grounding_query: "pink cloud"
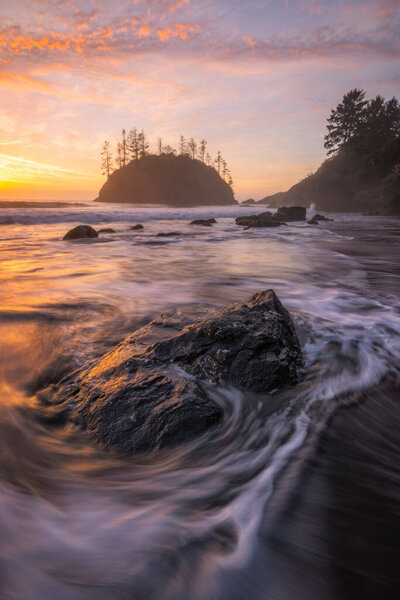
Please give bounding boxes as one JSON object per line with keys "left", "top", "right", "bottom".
{"left": 243, "top": 35, "right": 257, "bottom": 48}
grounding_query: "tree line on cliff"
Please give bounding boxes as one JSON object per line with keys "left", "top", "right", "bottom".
{"left": 324, "top": 88, "right": 400, "bottom": 158}
{"left": 263, "top": 88, "right": 400, "bottom": 214}
{"left": 101, "top": 130, "right": 233, "bottom": 188}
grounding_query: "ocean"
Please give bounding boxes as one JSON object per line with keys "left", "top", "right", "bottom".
{"left": 0, "top": 201, "right": 399, "bottom": 599}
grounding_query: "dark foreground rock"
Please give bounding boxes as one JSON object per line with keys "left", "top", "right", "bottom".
{"left": 275, "top": 206, "right": 306, "bottom": 221}
{"left": 49, "top": 290, "right": 301, "bottom": 454}
{"left": 98, "top": 228, "right": 116, "bottom": 233}
{"left": 129, "top": 224, "right": 144, "bottom": 230}
{"left": 63, "top": 225, "right": 98, "bottom": 240}
{"left": 235, "top": 212, "right": 285, "bottom": 228}
{"left": 190, "top": 218, "right": 217, "bottom": 226}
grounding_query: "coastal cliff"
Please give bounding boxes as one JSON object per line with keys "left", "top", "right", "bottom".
{"left": 260, "top": 141, "right": 400, "bottom": 215}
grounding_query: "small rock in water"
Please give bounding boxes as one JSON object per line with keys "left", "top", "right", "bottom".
{"left": 275, "top": 206, "right": 306, "bottom": 221}
{"left": 235, "top": 213, "right": 285, "bottom": 228}
{"left": 241, "top": 198, "right": 257, "bottom": 205}
{"left": 313, "top": 213, "right": 333, "bottom": 221}
{"left": 129, "top": 224, "right": 144, "bottom": 230}
{"left": 190, "top": 218, "right": 217, "bottom": 226}
{"left": 50, "top": 290, "right": 302, "bottom": 454}
{"left": 63, "top": 225, "right": 98, "bottom": 240}
{"left": 98, "top": 228, "right": 116, "bottom": 233}
{"left": 157, "top": 232, "right": 182, "bottom": 237}
{"left": 307, "top": 219, "right": 319, "bottom": 225}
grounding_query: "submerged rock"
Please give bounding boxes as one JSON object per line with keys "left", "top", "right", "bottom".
{"left": 157, "top": 231, "right": 183, "bottom": 237}
{"left": 307, "top": 213, "right": 333, "bottom": 225}
{"left": 190, "top": 218, "right": 217, "bottom": 226}
{"left": 63, "top": 225, "right": 98, "bottom": 240}
{"left": 129, "top": 224, "right": 144, "bottom": 230}
{"left": 98, "top": 228, "right": 116, "bottom": 233}
{"left": 50, "top": 290, "right": 302, "bottom": 454}
{"left": 235, "top": 213, "right": 285, "bottom": 227}
{"left": 313, "top": 213, "right": 333, "bottom": 221}
{"left": 275, "top": 206, "right": 306, "bottom": 221}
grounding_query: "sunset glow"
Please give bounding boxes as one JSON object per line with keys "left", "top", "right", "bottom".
{"left": 0, "top": 0, "right": 399, "bottom": 200}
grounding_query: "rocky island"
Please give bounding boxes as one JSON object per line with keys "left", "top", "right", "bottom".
{"left": 95, "top": 153, "right": 236, "bottom": 207}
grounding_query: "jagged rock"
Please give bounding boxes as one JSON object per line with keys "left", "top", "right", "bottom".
{"left": 129, "top": 224, "right": 144, "bottom": 230}
{"left": 50, "top": 290, "right": 302, "bottom": 454}
{"left": 275, "top": 206, "right": 306, "bottom": 221}
{"left": 190, "top": 218, "right": 217, "bottom": 226}
{"left": 236, "top": 212, "right": 285, "bottom": 227}
{"left": 98, "top": 228, "right": 116, "bottom": 233}
{"left": 63, "top": 225, "right": 98, "bottom": 240}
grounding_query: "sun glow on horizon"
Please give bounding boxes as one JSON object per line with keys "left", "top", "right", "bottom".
{"left": 0, "top": 152, "right": 99, "bottom": 198}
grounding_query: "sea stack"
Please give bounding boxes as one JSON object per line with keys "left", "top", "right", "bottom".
{"left": 95, "top": 154, "right": 236, "bottom": 207}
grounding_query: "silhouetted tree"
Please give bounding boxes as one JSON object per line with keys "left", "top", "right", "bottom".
{"left": 163, "top": 144, "right": 176, "bottom": 154}
{"left": 325, "top": 89, "right": 400, "bottom": 157}
{"left": 116, "top": 142, "right": 123, "bottom": 169}
{"left": 188, "top": 138, "right": 197, "bottom": 159}
{"left": 179, "top": 135, "right": 186, "bottom": 155}
{"left": 214, "top": 151, "right": 222, "bottom": 175}
{"left": 101, "top": 140, "right": 113, "bottom": 179}
{"left": 324, "top": 89, "right": 368, "bottom": 155}
{"left": 121, "top": 129, "right": 127, "bottom": 166}
{"left": 199, "top": 139, "right": 207, "bottom": 162}
{"left": 138, "top": 130, "right": 149, "bottom": 158}
{"left": 361, "top": 95, "right": 400, "bottom": 153}
{"left": 105, "top": 129, "right": 234, "bottom": 187}
{"left": 221, "top": 159, "right": 233, "bottom": 188}
{"left": 222, "top": 160, "right": 228, "bottom": 181}
{"left": 128, "top": 127, "right": 139, "bottom": 161}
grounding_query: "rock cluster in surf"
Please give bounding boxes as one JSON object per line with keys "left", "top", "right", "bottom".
{"left": 235, "top": 206, "right": 306, "bottom": 228}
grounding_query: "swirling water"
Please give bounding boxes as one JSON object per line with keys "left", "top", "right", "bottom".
{"left": 0, "top": 202, "right": 399, "bottom": 599}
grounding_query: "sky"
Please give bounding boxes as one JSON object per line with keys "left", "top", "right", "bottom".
{"left": 0, "top": 0, "right": 399, "bottom": 201}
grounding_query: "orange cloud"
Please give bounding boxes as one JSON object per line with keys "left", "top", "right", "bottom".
{"left": 243, "top": 35, "right": 257, "bottom": 48}
{"left": 0, "top": 25, "right": 117, "bottom": 56}
{"left": 168, "top": 0, "right": 190, "bottom": 14}
{"left": 139, "top": 25, "right": 151, "bottom": 37}
{"left": 157, "top": 23, "right": 196, "bottom": 41}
